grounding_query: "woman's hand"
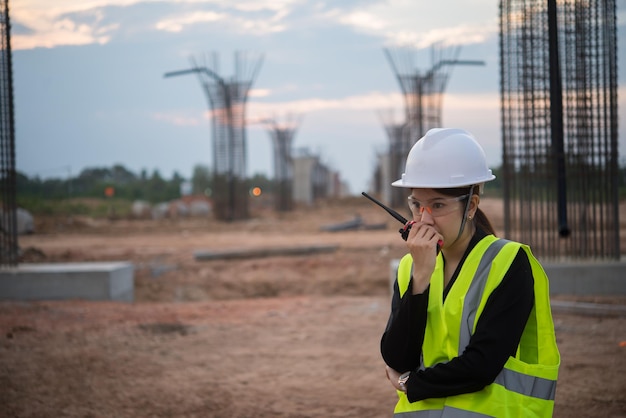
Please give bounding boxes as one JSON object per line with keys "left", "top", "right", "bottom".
{"left": 385, "top": 365, "right": 407, "bottom": 392}
{"left": 405, "top": 221, "right": 442, "bottom": 294}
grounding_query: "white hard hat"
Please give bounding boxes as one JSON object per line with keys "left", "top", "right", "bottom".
{"left": 391, "top": 128, "right": 496, "bottom": 189}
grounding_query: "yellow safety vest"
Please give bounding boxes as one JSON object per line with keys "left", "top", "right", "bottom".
{"left": 393, "top": 235, "right": 560, "bottom": 417}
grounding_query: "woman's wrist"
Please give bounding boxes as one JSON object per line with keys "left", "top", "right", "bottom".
{"left": 398, "top": 371, "right": 411, "bottom": 392}
{"left": 410, "top": 274, "right": 430, "bottom": 294}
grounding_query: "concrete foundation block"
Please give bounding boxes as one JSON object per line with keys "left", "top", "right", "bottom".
{"left": 0, "top": 262, "right": 135, "bottom": 302}
{"left": 543, "top": 261, "right": 626, "bottom": 295}
{"left": 389, "top": 259, "right": 626, "bottom": 296}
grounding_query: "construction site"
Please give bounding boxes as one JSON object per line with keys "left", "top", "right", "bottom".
{"left": 2, "top": 199, "right": 625, "bottom": 417}
{"left": 1, "top": 0, "right": 625, "bottom": 416}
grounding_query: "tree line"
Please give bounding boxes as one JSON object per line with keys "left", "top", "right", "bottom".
{"left": 17, "top": 164, "right": 274, "bottom": 205}
{"left": 14, "top": 162, "right": 626, "bottom": 212}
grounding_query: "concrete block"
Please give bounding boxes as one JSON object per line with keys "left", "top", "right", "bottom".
{"left": 195, "top": 244, "right": 339, "bottom": 261}
{"left": 543, "top": 261, "right": 626, "bottom": 295}
{"left": 0, "top": 262, "right": 134, "bottom": 302}
{"left": 389, "top": 259, "right": 626, "bottom": 296}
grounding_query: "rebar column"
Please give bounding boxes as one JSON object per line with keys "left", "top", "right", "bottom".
{"left": 379, "top": 109, "right": 410, "bottom": 209}
{"left": 165, "top": 51, "right": 263, "bottom": 221}
{"left": 499, "top": 0, "right": 619, "bottom": 259}
{"left": 384, "top": 44, "right": 484, "bottom": 209}
{"left": 0, "top": 0, "right": 17, "bottom": 267}
{"left": 265, "top": 117, "right": 300, "bottom": 212}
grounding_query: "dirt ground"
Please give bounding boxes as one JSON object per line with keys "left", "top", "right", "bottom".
{"left": 1, "top": 197, "right": 625, "bottom": 417}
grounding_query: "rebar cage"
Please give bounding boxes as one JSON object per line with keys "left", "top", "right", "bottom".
{"left": 499, "top": 0, "right": 619, "bottom": 259}
{"left": 193, "top": 52, "right": 263, "bottom": 221}
{"left": 384, "top": 45, "right": 485, "bottom": 210}
{"left": 266, "top": 119, "right": 298, "bottom": 212}
{"left": 0, "top": 0, "right": 17, "bottom": 267}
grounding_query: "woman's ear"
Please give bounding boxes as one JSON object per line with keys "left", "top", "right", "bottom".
{"left": 470, "top": 194, "right": 480, "bottom": 217}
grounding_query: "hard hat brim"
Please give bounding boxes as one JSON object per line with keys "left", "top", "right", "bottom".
{"left": 391, "top": 174, "right": 496, "bottom": 189}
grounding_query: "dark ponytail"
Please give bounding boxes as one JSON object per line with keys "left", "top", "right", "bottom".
{"left": 474, "top": 207, "right": 495, "bottom": 236}
{"left": 469, "top": 185, "right": 495, "bottom": 235}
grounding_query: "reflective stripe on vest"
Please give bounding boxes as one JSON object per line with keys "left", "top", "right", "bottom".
{"left": 394, "top": 407, "right": 489, "bottom": 417}
{"left": 393, "top": 236, "right": 560, "bottom": 418}
{"left": 459, "top": 238, "right": 508, "bottom": 351}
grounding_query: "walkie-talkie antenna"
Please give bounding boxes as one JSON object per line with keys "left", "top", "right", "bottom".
{"left": 361, "top": 192, "right": 408, "bottom": 224}
{"left": 362, "top": 191, "right": 441, "bottom": 250}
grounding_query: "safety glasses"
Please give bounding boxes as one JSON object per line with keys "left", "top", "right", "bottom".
{"left": 407, "top": 194, "right": 470, "bottom": 218}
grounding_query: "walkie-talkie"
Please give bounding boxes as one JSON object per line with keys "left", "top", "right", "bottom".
{"left": 361, "top": 192, "right": 442, "bottom": 252}
{"left": 361, "top": 192, "right": 414, "bottom": 241}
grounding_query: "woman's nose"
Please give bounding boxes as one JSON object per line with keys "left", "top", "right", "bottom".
{"left": 420, "top": 207, "right": 435, "bottom": 224}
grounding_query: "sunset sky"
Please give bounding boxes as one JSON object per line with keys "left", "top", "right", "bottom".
{"left": 12, "top": 0, "right": 626, "bottom": 194}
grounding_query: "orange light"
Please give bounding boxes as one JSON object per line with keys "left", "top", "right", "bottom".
{"left": 250, "top": 187, "right": 262, "bottom": 197}
{"left": 104, "top": 186, "right": 115, "bottom": 197}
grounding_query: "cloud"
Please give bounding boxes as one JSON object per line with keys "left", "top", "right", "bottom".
{"left": 152, "top": 111, "right": 204, "bottom": 126}
{"left": 249, "top": 91, "right": 403, "bottom": 118}
{"left": 254, "top": 90, "right": 498, "bottom": 117}
{"left": 155, "top": 11, "right": 226, "bottom": 33}
{"left": 323, "top": 0, "right": 499, "bottom": 48}
{"left": 11, "top": 4, "right": 120, "bottom": 49}
{"left": 153, "top": 90, "right": 402, "bottom": 128}
{"left": 11, "top": 0, "right": 622, "bottom": 53}
{"left": 444, "top": 91, "right": 499, "bottom": 111}
{"left": 154, "top": 3, "right": 292, "bottom": 35}
{"left": 155, "top": 87, "right": 500, "bottom": 129}
{"left": 11, "top": 0, "right": 501, "bottom": 50}
{"left": 337, "top": 10, "right": 385, "bottom": 32}
{"left": 386, "top": 23, "right": 497, "bottom": 49}
{"left": 12, "top": 0, "right": 299, "bottom": 49}
{"left": 249, "top": 88, "right": 271, "bottom": 98}
{"left": 227, "top": 0, "right": 298, "bottom": 13}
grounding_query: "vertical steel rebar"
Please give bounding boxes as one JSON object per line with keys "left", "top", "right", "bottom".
{"left": 165, "top": 52, "right": 263, "bottom": 221}
{"left": 265, "top": 117, "right": 300, "bottom": 212}
{"left": 500, "top": 0, "right": 619, "bottom": 260}
{"left": 0, "top": 0, "right": 17, "bottom": 267}
{"left": 383, "top": 45, "right": 484, "bottom": 209}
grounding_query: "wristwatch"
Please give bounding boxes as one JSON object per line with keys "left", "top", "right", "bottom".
{"left": 398, "top": 371, "right": 410, "bottom": 392}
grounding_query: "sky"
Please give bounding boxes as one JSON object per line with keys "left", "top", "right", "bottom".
{"left": 11, "top": 0, "right": 626, "bottom": 196}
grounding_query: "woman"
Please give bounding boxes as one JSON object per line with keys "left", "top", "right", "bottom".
{"left": 381, "top": 128, "right": 560, "bottom": 417}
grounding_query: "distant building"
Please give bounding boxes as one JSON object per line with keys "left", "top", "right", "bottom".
{"left": 179, "top": 181, "right": 193, "bottom": 196}
{"left": 292, "top": 148, "right": 346, "bottom": 205}
{"left": 376, "top": 152, "right": 395, "bottom": 207}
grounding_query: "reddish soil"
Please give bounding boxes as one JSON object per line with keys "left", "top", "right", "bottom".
{"left": 2, "top": 197, "right": 625, "bottom": 417}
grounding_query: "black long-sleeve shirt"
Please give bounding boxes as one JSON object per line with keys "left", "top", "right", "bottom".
{"left": 380, "top": 229, "right": 535, "bottom": 403}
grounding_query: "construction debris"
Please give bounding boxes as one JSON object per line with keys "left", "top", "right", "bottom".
{"left": 320, "top": 216, "right": 386, "bottom": 232}
{"left": 194, "top": 244, "right": 339, "bottom": 261}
